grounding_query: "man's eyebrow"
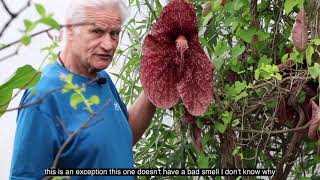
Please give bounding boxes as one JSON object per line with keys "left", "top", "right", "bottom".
{"left": 90, "top": 24, "right": 102, "bottom": 29}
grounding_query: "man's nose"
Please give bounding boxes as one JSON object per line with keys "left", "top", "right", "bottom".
{"left": 100, "top": 34, "right": 113, "bottom": 51}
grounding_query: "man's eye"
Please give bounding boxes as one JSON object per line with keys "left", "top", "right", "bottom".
{"left": 92, "top": 29, "right": 103, "bottom": 34}
{"left": 110, "top": 31, "right": 120, "bottom": 37}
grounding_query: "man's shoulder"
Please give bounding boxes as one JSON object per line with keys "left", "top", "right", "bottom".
{"left": 32, "top": 63, "right": 63, "bottom": 93}
{"left": 21, "top": 62, "right": 65, "bottom": 104}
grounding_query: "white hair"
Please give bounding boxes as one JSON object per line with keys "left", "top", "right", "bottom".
{"left": 65, "top": 0, "right": 129, "bottom": 25}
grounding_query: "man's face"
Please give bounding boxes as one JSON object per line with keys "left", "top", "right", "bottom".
{"left": 70, "top": 7, "right": 121, "bottom": 72}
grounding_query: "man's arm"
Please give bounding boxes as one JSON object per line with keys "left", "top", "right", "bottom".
{"left": 10, "top": 106, "right": 60, "bottom": 179}
{"left": 127, "top": 91, "right": 156, "bottom": 145}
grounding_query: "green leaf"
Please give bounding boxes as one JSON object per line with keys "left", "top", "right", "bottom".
{"left": 90, "top": 95, "right": 100, "bottom": 105}
{"left": 211, "top": 0, "right": 223, "bottom": 12}
{"left": 214, "top": 40, "right": 229, "bottom": 57}
{"left": 238, "top": 28, "right": 256, "bottom": 43}
{"left": 23, "top": 19, "right": 36, "bottom": 33}
{"left": 297, "top": 91, "right": 306, "bottom": 103}
{"left": 233, "top": 0, "right": 244, "bottom": 11}
{"left": 306, "top": 45, "right": 314, "bottom": 66}
{"left": 235, "top": 91, "right": 248, "bottom": 101}
{"left": 309, "top": 63, "right": 320, "bottom": 79}
{"left": 281, "top": 53, "right": 289, "bottom": 64}
{"left": 232, "top": 146, "right": 241, "bottom": 156}
{"left": 21, "top": 35, "right": 31, "bottom": 45}
{"left": 254, "top": 69, "right": 260, "bottom": 80}
{"left": 212, "top": 56, "right": 225, "bottom": 72}
{"left": 311, "top": 39, "right": 320, "bottom": 46}
{"left": 290, "top": 49, "right": 304, "bottom": 64}
{"left": 0, "top": 88, "right": 13, "bottom": 117}
{"left": 230, "top": 59, "right": 243, "bottom": 73}
{"left": 225, "top": 84, "right": 236, "bottom": 99}
{"left": 202, "top": 13, "right": 213, "bottom": 28}
{"left": 234, "top": 81, "right": 247, "bottom": 94}
{"left": 258, "top": 55, "right": 272, "bottom": 68}
{"left": 215, "top": 122, "right": 227, "bottom": 133}
{"left": 0, "top": 65, "right": 41, "bottom": 90}
{"left": 256, "top": 30, "right": 269, "bottom": 41}
{"left": 0, "top": 65, "right": 40, "bottom": 117}
{"left": 222, "top": 111, "right": 233, "bottom": 125}
{"left": 232, "top": 119, "right": 240, "bottom": 127}
{"left": 197, "top": 153, "right": 209, "bottom": 168}
{"left": 284, "top": 0, "right": 304, "bottom": 14}
{"left": 39, "top": 17, "right": 60, "bottom": 30}
{"left": 232, "top": 44, "right": 245, "bottom": 57}
{"left": 62, "top": 84, "right": 73, "bottom": 93}
{"left": 35, "top": 3, "right": 46, "bottom": 17}
{"left": 274, "top": 73, "right": 282, "bottom": 80}
{"left": 70, "top": 93, "right": 82, "bottom": 109}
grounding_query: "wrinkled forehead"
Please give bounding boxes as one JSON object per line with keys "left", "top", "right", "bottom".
{"left": 85, "top": 7, "right": 121, "bottom": 29}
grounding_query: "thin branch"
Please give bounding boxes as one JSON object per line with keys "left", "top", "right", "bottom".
{"left": 2, "top": 86, "right": 62, "bottom": 113}
{"left": 0, "top": 27, "right": 53, "bottom": 51}
{"left": 273, "top": 105, "right": 305, "bottom": 179}
{"left": 0, "top": 47, "right": 20, "bottom": 62}
{"left": 271, "top": 0, "right": 284, "bottom": 64}
{"left": 0, "top": 22, "right": 91, "bottom": 52}
{"left": 1, "top": 77, "right": 99, "bottom": 113}
{"left": 1, "top": 0, "right": 15, "bottom": 17}
{"left": 233, "top": 121, "right": 310, "bottom": 135}
{"left": 0, "top": 0, "right": 32, "bottom": 37}
{"left": 55, "top": 116, "right": 71, "bottom": 136}
{"left": 51, "top": 100, "right": 111, "bottom": 169}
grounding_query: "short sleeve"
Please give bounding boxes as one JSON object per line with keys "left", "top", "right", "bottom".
{"left": 10, "top": 103, "right": 61, "bottom": 180}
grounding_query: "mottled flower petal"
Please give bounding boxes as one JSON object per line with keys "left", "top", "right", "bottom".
{"left": 177, "top": 39, "right": 214, "bottom": 116}
{"left": 141, "top": 0, "right": 214, "bottom": 115}
{"left": 150, "top": 0, "right": 198, "bottom": 43}
{"left": 140, "top": 35, "right": 180, "bottom": 108}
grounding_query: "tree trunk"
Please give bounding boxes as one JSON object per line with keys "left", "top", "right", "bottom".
{"left": 307, "top": 0, "right": 320, "bottom": 39}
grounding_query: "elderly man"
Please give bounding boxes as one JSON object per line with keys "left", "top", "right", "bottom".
{"left": 10, "top": 0, "right": 155, "bottom": 179}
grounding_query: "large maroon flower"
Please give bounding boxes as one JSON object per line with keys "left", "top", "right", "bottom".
{"left": 140, "top": 0, "right": 214, "bottom": 116}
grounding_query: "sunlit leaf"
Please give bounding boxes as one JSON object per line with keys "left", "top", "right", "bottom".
{"left": 39, "top": 17, "right": 60, "bottom": 30}
{"left": 232, "top": 146, "right": 241, "bottom": 156}
{"left": 197, "top": 153, "right": 209, "bottom": 168}
{"left": 21, "top": 35, "right": 31, "bottom": 45}
{"left": 284, "top": 0, "right": 304, "bottom": 14}
{"left": 215, "top": 122, "right": 227, "bottom": 133}
{"left": 231, "top": 44, "right": 245, "bottom": 57}
{"left": 70, "top": 93, "right": 82, "bottom": 109}
{"left": 232, "top": 119, "right": 240, "bottom": 127}
{"left": 23, "top": 19, "right": 36, "bottom": 33}
{"left": 0, "top": 65, "right": 40, "bottom": 117}
{"left": 90, "top": 95, "right": 100, "bottom": 105}
{"left": 309, "top": 63, "right": 320, "bottom": 79}
{"left": 35, "top": 3, "right": 46, "bottom": 17}
{"left": 0, "top": 65, "right": 41, "bottom": 90}
{"left": 238, "top": 28, "right": 256, "bottom": 43}
{"left": 311, "top": 39, "right": 320, "bottom": 45}
{"left": 306, "top": 45, "right": 314, "bottom": 66}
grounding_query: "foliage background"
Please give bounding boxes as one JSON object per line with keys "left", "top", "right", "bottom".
{"left": 0, "top": 0, "right": 320, "bottom": 179}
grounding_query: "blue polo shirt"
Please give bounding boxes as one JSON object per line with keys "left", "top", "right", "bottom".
{"left": 10, "top": 62, "right": 134, "bottom": 179}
